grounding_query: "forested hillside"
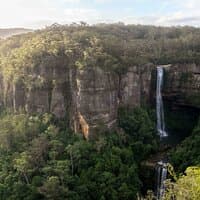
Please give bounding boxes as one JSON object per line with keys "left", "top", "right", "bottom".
{"left": 0, "top": 23, "right": 200, "bottom": 106}
{"left": 0, "top": 24, "right": 199, "bottom": 199}
{"left": 0, "top": 108, "right": 158, "bottom": 199}
{"left": 0, "top": 28, "right": 32, "bottom": 39}
{"left": 1, "top": 24, "right": 200, "bottom": 83}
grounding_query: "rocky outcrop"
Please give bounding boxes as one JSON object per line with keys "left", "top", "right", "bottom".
{"left": 163, "top": 64, "right": 200, "bottom": 109}
{"left": 0, "top": 63, "right": 199, "bottom": 138}
{"left": 74, "top": 67, "right": 119, "bottom": 136}
{"left": 120, "top": 65, "right": 152, "bottom": 106}
{"left": 72, "top": 64, "right": 153, "bottom": 138}
{"left": 0, "top": 63, "right": 153, "bottom": 138}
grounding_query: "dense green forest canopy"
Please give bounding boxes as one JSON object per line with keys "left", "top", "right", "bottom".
{"left": 0, "top": 107, "right": 199, "bottom": 199}
{"left": 0, "top": 108, "right": 158, "bottom": 200}
{"left": 0, "top": 23, "right": 200, "bottom": 83}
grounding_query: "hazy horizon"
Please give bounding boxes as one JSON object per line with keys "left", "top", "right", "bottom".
{"left": 0, "top": 0, "right": 200, "bottom": 29}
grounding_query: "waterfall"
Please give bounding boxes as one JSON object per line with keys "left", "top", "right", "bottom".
{"left": 156, "top": 66, "right": 168, "bottom": 138}
{"left": 156, "top": 161, "right": 168, "bottom": 200}
{"left": 155, "top": 66, "right": 168, "bottom": 199}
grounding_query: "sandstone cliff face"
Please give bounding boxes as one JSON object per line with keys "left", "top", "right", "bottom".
{"left": 71, "top": 64, "right": 153, "bottom": 138}
{"left": 75, "top": 67, "right": 118, "bottom": 138}
{"left": 0, "top": 63, "right": 153, "bottom": 138}
{"left": 163, "top": 64, "right": 200, "bottom": 109}
{"left": 0, "top": 63, "right": 199, "bottom": 138}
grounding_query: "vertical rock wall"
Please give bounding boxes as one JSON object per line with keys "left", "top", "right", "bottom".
{"left": 163, "top": 64, "right": 200, "bottom": 108}
{"left": 73, "top": 64, "right": 153, "bottom": 138}
{"left": 75, "top": 67, "right": 119, "bottom": 138}
{"left": 0, "top": 63, "right": 154, "bottom": 138}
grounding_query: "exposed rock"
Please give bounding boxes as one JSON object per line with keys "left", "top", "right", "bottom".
{"left": 51, "top": 85, "right": 66, "bottom": 118}
{"left": 120, "top": 64, "right": 153, "bottom": 107}
{"left": 13, "top": 81, "right": 26, "bottom": 111}
{"left": 26, "top": 87, "right": 49, "bottom": 113}
{"left": 75, "top": 67, "right": 119, "bottom": 136}
{"left": 0, "top": 63, "right": 199, "bottom": 138}
{"left": 78, "top": 112, "right": 89, "bottom": 139}
{"left": 163, "top": 64, "right": 200, "bottom": 109}
{"left": 120, "top": 66, "right": 141, "bottom": 106}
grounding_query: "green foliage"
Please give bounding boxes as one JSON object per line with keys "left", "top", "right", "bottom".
{"left": 164, "top": 166, "right": 200, "bottom": 200}
{"left": 1, "top": 24, "right": 200, "bottom": 89}
{"left": 164, "top": 103, "right": 199, "bottom": 137}
{"left": 0, "top": 109, "right": 158, "bottom": 199}
{"left": 185, "top": 94, "right": 200, "bottom": 107}
{"left": 143, "top": 166, "right": 200, "bottom": 200}
{"left": 118, "top": 107, "right": 159, "bottom": 161}
{"left": 170, "top": 117, "right": 200, "bottom": 172}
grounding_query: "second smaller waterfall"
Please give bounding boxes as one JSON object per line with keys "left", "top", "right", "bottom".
{"left": 156, "top": 66, "right": 168, "bottom": 138}
{"left": 156, "top": 161, "right": 168, "bottom": 200}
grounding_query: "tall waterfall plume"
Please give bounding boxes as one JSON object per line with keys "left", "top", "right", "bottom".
{"left": 156, "top": 66, "right": 168, "bottom": 138}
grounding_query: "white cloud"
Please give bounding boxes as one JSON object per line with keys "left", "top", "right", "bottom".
{"left": 94, "top": 0, "right": 113, "bottom": 3}
{"left": 0, "top": 0, "right": 101, "bottom": 28}
{"left": 0, "top": 0, "right": 200, "bottom": 28}
{"left": 181, "top": 0, "right": 200, "bottom": 9}
{"left": 63, "top": 0, "right": 80, "bottom": 3}
{"left": 0, "top": 0, "right": 58, "bottom": 28}
{"left": 123, "top": 12, "right": 200, "bottom": 27}
{"left": 157, "top": 0, "right": 200, "bottom": 27}
{"left": 64, "top": 8, "right": 100, "bottom": 22}
{"left": 26, "top": 8, "right": 100, "bottom": 29}
{"left": 121, "top": 0, "right": 200, "bottom": 27}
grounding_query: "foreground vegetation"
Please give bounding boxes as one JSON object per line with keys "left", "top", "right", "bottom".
{"left": 158, "top": 118, "right": 200, "bottom": 200}
{"left": 0, "top": 106, "right": 199, "bottom": 199}
{"left": 170, "top": 117, "right": 200, "bottom": 172}
{"left": 163, "top": 166, "right": 200, "bottom": 200}
{"left": 0, "top": 108, "right": 158, "bottom": 200}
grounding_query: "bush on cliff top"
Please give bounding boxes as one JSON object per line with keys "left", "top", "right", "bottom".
{"left": 1, "top": 24, "right": 200, "bottom": 86}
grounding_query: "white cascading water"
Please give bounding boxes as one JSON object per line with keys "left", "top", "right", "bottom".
{"left": 156, "top": 161, "right": 168, "bottom": 200}
{"left": 155, "top": 66, "right": 168, "bottom": 199}
{"left": 156, "top": 66, "right": 168, "bottom": 138}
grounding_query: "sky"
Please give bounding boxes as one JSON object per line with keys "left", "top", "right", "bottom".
{"left": 0, "top": 0, "right": 200, "bottom": 29}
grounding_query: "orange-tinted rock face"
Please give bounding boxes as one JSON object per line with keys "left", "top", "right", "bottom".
{"left": 78, "top": 113, "right": 89, "bottom": 140}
